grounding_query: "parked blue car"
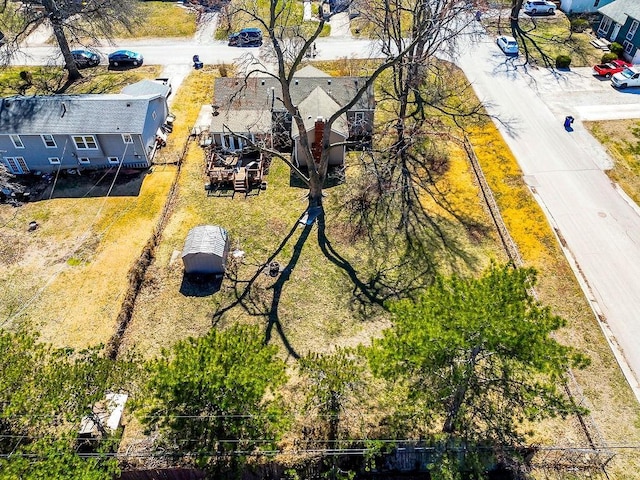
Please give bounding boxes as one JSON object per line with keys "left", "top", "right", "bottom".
{"left": 108, "top": 50, "right": 143, "bottom": 68}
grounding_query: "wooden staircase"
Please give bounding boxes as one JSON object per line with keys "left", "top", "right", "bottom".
{"left": 233, "top": 168, "right": 248, "bottom": 194}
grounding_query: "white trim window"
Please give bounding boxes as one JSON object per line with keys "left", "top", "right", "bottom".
{"left": 624, "top": 40, "right": 634, "bottom": 55}
{"left": 9, "top": 135, "right": 24, "bottom": 149}
{"left": 599, "top": 17, "right": 612, "bottom": 36}
{"left": 4, "top": 156, "right": 29, "bottom": 173}
{"left": 41, "top": 134, "right": 57, "bottom": 148}
{"left": 48, "top": 157, "right": 60, "bottom": 165}
{"left": 122, "top": 134, "right": 133, "bottom": 144}
{"left": 78, "top": 157, "right": 91, "bottom": 165}
{"left": 73, "top": 135, "right": 98, "bottom": 150}
{"left": 628, "top": 20, "right": 639, "bottom": 41}
{"left": 108, "top": 156, "right": 120, "bottom": 164}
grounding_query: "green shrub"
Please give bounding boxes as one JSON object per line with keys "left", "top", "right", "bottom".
{"left": 601, "top": 52, "right": 618, "bottom": 63}
{"left": 610, "top": 42, "right": 624, "bottom": 57}
{"left": 555, "top": 54, "right": 571, "bottom": 69}
{"left": 570, "top": 18, "right": 590, "bottom": 33}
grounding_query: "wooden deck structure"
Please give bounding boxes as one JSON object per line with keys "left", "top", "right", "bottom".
{"left": 205, "top": 149, "right": 267, "bottom": 195}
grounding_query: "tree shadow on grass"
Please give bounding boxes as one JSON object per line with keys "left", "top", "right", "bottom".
{"left": 211, "top": 214, "right": 311, "bottom": 359}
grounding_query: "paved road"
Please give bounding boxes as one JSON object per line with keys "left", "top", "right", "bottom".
{"left": 455, "top": 34, "right": 640, "bottom": 399}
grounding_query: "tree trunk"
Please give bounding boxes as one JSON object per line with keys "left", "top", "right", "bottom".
{"left": 442, "top": 345, "right": 481, "bottom": 434}
{"left": 308, "top": 174, "right": 324, "bottom": 208}
{"left": 42, "top": 0, "right": 82, "bottom": 82}
{"left": 53, "top": 23, "right": 82, "bottom": 81}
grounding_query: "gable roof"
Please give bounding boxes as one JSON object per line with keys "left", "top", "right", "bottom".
{"left": 291, "top": 86, "right": 348, "bottom": 138}
{"left": 599, "top": 0, "right": 640, "bottom": 24}
{"left": 213, "top": 73, "right": 374, "bottom": 112}
{"left": 121, "top": 79, "right": 170, "bottom": 98}
{"left": 182, "top": 225, "right": 229, "bottom": 258}
{"left": 0, "top": 94, "right": 162, "bottom": 135}
{"left": 210, "top": 107, "right": 273, "bottom": 134}
{"left": 294, "top": 65, "right": 331, "bottom": 78}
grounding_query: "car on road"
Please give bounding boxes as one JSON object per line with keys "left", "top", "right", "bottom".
{"left": 108, "top": 50, "right": 143, "bottom": 67}
{"left": 71, "top": 49, "right": 100, "bottom": 68}
{"left": 228, "top": 28, "right": 263, "bottom": 47}
{"left": 523, "top": 0, "right": 556, "bottom": 15}
{"left": 593, "top": 59, "right": 632, "bottom": 78}
{"left": 611, "top": 66, "right": 640, "bottom": 89}
{"left": 497, "top": 35, "right": 519, "bottom": 55}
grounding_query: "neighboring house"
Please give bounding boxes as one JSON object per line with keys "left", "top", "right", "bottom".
{"left": 0, "top": 80, "right": 170, "bottom": 175}
{"left": 560, "top": 0, "right": 614, "bottom": 14}
{"left": 210, "top": 65, "right": 375, "bottom": 167}
{"left": 597, "top": 0, "right": 640, "bottom": 64}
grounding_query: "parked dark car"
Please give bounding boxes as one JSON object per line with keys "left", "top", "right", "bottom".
{"left": 108, "top": 50, "right": 143, "bottom": 67}
{"left": 71, "top": 49, "right": 100, "bottom": 68}
{"left": 228, "top": 28, "right": 263, "bottom": 47}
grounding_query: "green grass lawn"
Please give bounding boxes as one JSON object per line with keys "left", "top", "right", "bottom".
{"left": 485, "top": 11, "right": 602, "bottom": 67}
{"left": 0, "top": 65, "right": 162, "bottom": 96}
{"left": 585, "top": 119, "right": 640, "bottom": 204}
{"left": 112, "top": 2, "right": 197, "bottom": 38}
{"left": 216, "top": 0, "right": 330, "bottom": 40}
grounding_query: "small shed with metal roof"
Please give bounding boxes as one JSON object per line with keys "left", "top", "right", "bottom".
{"left": 181, "top": 225, "right": 230, "bottom": 275}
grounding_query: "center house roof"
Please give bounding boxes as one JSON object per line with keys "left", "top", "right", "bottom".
{"left": 291, "top": 86, "right": 348, "bottom": 138}
{"left": 0, "top": 93, "right": 162, "bottom": 135}
{"left": 212, "top": 65, "right": 375, "bottom": 113}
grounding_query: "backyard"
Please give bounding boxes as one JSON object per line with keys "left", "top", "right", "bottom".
{"left": 1, "top": 2, "right": 640, "bottom": 475}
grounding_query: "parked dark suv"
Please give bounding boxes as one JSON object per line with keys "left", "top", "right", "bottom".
{"left": 228, "top": 28, "right": 263, "bottom": 47}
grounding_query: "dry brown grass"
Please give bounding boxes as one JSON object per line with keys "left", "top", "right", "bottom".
{"left": 469, "top": 121, "right": 640, "bottom": 477}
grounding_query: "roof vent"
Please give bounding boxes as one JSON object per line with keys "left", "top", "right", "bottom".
{"left": 327, "top": 79, "right": 332, "bottom": 85}
{"left": 295, "top": 79, "right": 299, "bottom": 85}
{"left": 126, "top": 102, "right": 131, "bottom": 107}
{"left": 261, "top": 79, "right": 265, "bottom": 86}
{"left": 61, "top": 102, "right": 67, "bottom": 117}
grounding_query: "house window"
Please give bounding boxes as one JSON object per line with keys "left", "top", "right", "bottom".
{"left": 624, "top": 40, "right": 634, "bottom": 54}
{"left": 73, "top": 135, "right": 98, "bottom": 149}
{"left": 78, "top": 157, "right": 90, "bottom": 165}
{"left": 4, "top": 156, "right": 29, "bottom": 173}
{"left": 41, "top": 134, "right": 57, "bottom": 148}
{"left": 9, "top": 135, "right": 24, "bottom": 149}
{"left": 48, "top": 157, "right": 60, "bottom": 165}
{"left": 122, "top": 134, "right": 133, "bottom": 144}
{"left": 599, "top": 17, "right": 612, "bottom": 35}
{"left": 222, "top": 135, "right": 244, "bottom": 151}
{"left": 108, "top": 157, "right": 120, "bottom": 164}
{"left": 628, "top": 20, "right": 639, "bottom": 41}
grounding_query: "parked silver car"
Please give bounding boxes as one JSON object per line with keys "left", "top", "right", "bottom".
{"left": 523, "top": 0, "right": 556, "bottom": 15}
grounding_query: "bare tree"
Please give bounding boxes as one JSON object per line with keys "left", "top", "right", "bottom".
{"left": 1, "top": 0, "right": 139, "bottom": 82}
{"left": 230, "top": 0, "right": 477, "bottom": 210}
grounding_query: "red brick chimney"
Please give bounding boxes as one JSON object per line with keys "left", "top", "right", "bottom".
{"left": 312, "top": 117, "right": 324, "bottom": 164}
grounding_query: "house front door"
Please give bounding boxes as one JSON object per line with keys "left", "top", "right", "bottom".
{"left": 611, "top": 23, "right": 621, "bottom": 42}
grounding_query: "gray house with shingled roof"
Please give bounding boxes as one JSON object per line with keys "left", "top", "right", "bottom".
{"left": 597, "top": 0, "right": 640, "bottom": 64}
{"left": 210, "top": 65, "right": 375, "bottom": 167}
{"left": 0, "top": 80, "right": 169, "bottom": 175}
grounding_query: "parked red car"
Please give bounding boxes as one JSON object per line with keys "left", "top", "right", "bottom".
{"left": 593, "top": 59, "right": 632, "bottom": 78}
